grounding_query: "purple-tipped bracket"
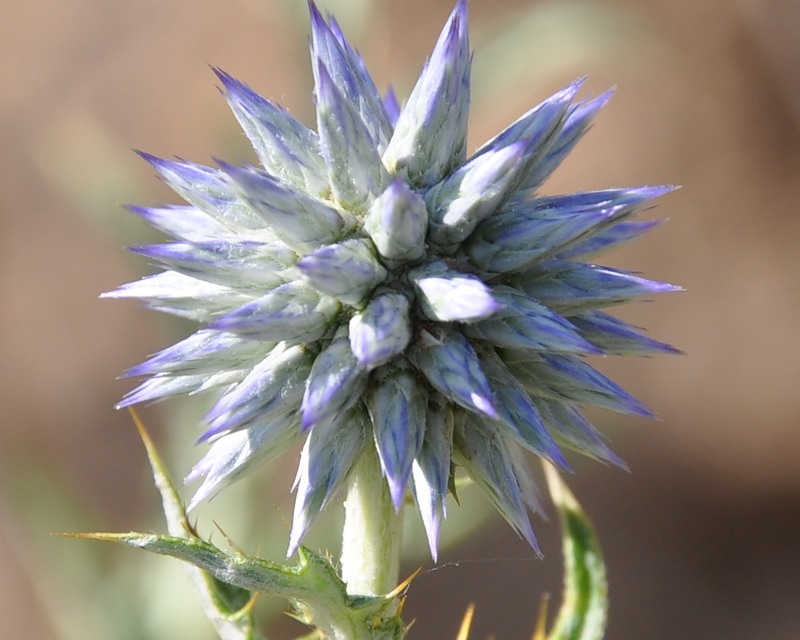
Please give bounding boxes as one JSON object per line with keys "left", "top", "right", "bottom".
{"left": 410, "top": 327, "right": 499, "bottom": 420}
{"left": 381, "top": 0, "right": 470, "bottom": 187}
{"left": 349, "top": 292, "right": 412, "bottom": 370}
{"left": 370, "top": 369, "right": 427, "bottom": 510}
{"left": 300, "top": 330, "right": 367, "bottom": 431}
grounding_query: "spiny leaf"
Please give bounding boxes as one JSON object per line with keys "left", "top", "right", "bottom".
{"left": 130, "top": 408, "right": 260, "bottom": 639}
{"left": 71, "top": 531, "right": 404, "bottom": 640}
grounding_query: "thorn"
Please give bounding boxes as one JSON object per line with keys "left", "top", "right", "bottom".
{"left": 387, "top": 567, "right": 422, "bottom": 601}
{"left": 531, "top": 593, "right": 550, "bottom": 640}
{"left": 242, "top": 591, "right": 260, "bottom": 616}
{"left": 212, "top": 520, "right": 246, "bottom": 555}
{"left": 455, "top": 603, "right": 475, "bottom": 640}
{"left": 129, "top": 406, "right": 153, "bottom": 449}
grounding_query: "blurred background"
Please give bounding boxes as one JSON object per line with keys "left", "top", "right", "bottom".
{"left": 2, "top": 0, "right": 799, "bottom": 638}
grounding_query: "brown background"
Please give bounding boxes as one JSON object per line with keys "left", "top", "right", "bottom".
{"left": 1, "top": 0, "right": 799, "bottom": 638}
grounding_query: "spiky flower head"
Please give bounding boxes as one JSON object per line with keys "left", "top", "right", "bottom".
{"left": 107, "top": 0, "right": 678, "bottom": 559}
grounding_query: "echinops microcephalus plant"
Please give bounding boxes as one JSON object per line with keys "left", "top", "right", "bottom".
{"left": 104, "top": 1, "right": 678, "bottom": 614}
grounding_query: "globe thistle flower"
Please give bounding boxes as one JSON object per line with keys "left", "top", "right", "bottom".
{"left": 106, "top": 0, "right": 678, "bottom": 560}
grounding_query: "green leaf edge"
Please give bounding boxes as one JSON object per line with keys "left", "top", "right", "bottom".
{"left": 544, "top": 463, "right": 608, "bottom": 640}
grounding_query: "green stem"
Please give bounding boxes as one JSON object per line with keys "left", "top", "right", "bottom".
{"left": 340, "top": 447, "right": 403, "bottom": 596}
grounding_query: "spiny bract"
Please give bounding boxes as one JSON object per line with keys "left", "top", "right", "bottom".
{"left": 106, "top": 0, "right": 679, "bottom": 560}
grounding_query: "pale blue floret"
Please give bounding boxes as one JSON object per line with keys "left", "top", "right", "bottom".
{"left": 222, "top": 162, "right": 352, "bottom": 252}
{"left": 513, "top": 259, "right": 682, "bottom": 314}
{"left": 364, "top": 181, "right": 428, "bottom": 266}
{"left": 408, "top": 260, "right": 499, "bottom": 322}
{"left": 411, "top": 399, "right": 453, "bottom": 562}
{"left": 109, "top": 0, "right": 679, "bottom": 559}
{"left": 368, "top": 368, "right": 428, "bottom": 509}
{"left": 126, "top": 204, "right": 229, "bottom": 242}
{"left": 187, "top": 411, "right": 304, "bottom": 510}
{"left": 213, "top": 67, "right": 328, "bottom": 194}
{"left": 453, "top": 411, "right": 540, "bottom": 551}
{"left": 210, "top": 281, "right": 340, "bottom": 341}
{"left": 426, "top": 139, "right": 530, "bottom": 249}
{"left": 466, "top": 188, "right": 671, "bottom": 274}
{"left": 382, "top": 0, "right": 470, "bottom": 187}
{"left": 300, "top": 329, "right": 367, "bottom": 431}
{"left": 516, "top": 89, "right": 614, "bottom": 193}
{"left": 473, "top": 78, "right": 584, "bottom": 162}
{"left": 308, "top": 2, "right": 392, "bottom": 153}
{"left": 104, "top": 271, "right": 251, "bottom": 322}
{"left": 536, "top": 398, "right": 626, "bottom": 468}
{"left": 289, "top": 403, "right": 369, "bottom": 555}
{"left": 505, "top": 351, "right": 654, "bottom": 417}
{"left": 464, "top": 286, "right": 598, "bottom": 354}
{"left": 315, "top": 64, "right": 390, "bottom": 212}
{"left": 136, "top": 153, "right": 267, "bottom": 231}
{"left": 123, "top": 330, "right": 265, "bottom": 379}
{"left": 477, "top": 348, "right": 568, "bottom": 468}
{"left": 297, "top": 238, "right": 388, "bottom": 305}
{"left": 569, "top": 310, "right": 682, "bottom": 355}
{"left": 410, "top": 328, "right": 499, "bottom": 420}
{"left": 349, "top": 292, "right": 412, "bottom": 370}
{"left": 131, "top": 239, "right": 293, "bottom": 291}
{"left": 200, "top": 342, "right": 313, "bottom": 442}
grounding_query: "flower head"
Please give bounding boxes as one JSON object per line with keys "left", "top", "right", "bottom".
{"left": 107, "top": 0, "right": 679, "bottom": 559}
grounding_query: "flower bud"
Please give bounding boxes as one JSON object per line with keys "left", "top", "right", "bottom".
{"left": 211, "top": 282, "right": 339, "bottom": 342}
{"left": 349, "top": 292, "right": 412, "bottom": 370}
{"left": 364, "top": 181, "right": 427, "bottom": 266}
{"left": 408, "top": 260, "right": 499, "bottom": 322}
{"left": 297, "top": 238, "right": 387, "bottom": 305}
{"left": 369, "top": 368, "right": 427, "bottom": 509}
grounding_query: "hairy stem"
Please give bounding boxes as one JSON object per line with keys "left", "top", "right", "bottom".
{"left": 340, "top": 447, "right": 403, "bottom": 596}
